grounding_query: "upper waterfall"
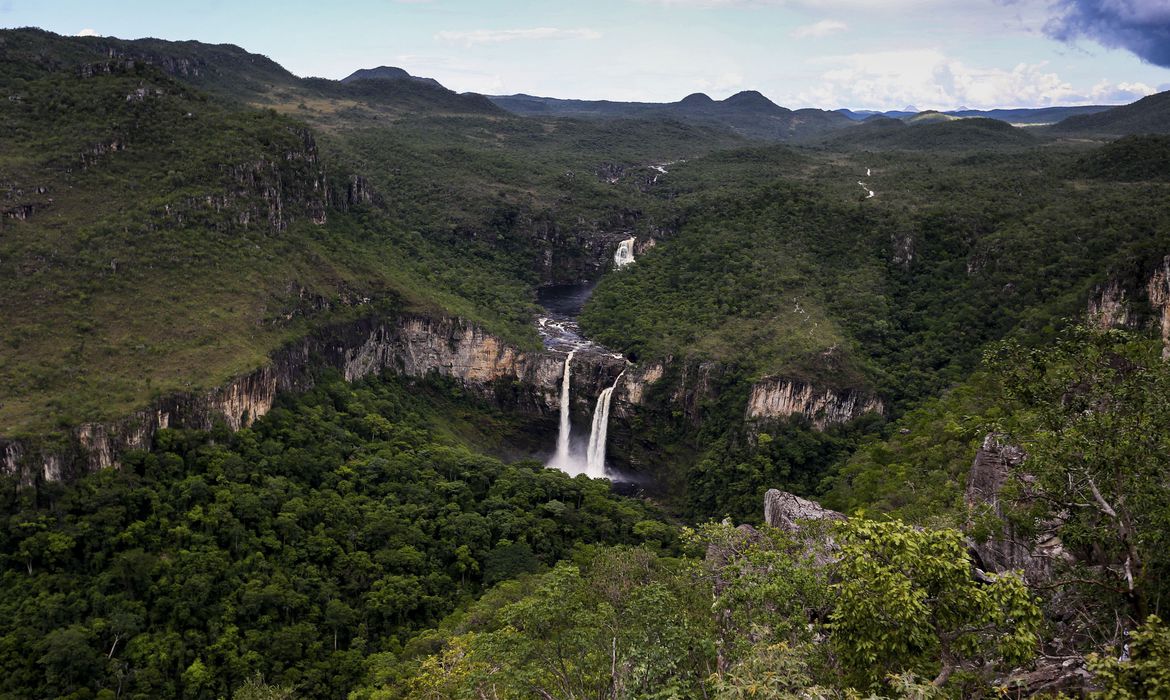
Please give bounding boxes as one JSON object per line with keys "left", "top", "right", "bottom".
{"left": 614, "top": 237, "right": 636, "bottom": 268}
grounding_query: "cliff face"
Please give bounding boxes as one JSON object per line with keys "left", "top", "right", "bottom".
{"left": 746, "top": 378, "right": 883, "bottom": 429}
{"left": 964, "top": 434, "right": 1070, "bottom": 583}
{"left": 1087, "top": 256, "right": 1170, "bottom": 358}
{"left": 1087, "top": 279, "right": 1133, "bottom": 330}
{"left": 0, "top": 314, "right": 625, "bottom": 484}
{"left": 1148, "top": 256, "right": 1170, "bottom": 359}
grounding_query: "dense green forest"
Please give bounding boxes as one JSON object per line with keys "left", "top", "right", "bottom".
{"left": 3, "top": 28, "right": 1170, "bottom": 699}
{"left": 0, "top": 373, "right": 673, "bottom": 698}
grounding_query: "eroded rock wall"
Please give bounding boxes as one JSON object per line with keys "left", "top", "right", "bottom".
{"left": 746, "top": 378, "right": 883, "bottom": 429}
{"left": 0, "top": 314, "right": 623, "bottom": 483}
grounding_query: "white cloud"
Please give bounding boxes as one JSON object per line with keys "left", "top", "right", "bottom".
{"left": 76, "top": 28, "right": 100, "bottom": 37}
{"left": 435, "top": 27, "right": 602, "bottom": 47}
{"left": 639, "top": 0, "right": 938, "bottom": 9}
{"left": 790, "top": 19, "right": 847, "bottom": 38}
{"left": 791, "top": 49, "right": 1156, "bottom": 109}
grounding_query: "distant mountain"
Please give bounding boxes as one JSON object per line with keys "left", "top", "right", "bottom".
{"left": 1053, "top": 90, "right": 1170, "bottom": 135}
{"left": 490, "top": 91, "right": 853, "bottom": 142}
{"left": 950, "top": 105, "right": 1112, "bottom": 124}
{"left": 835, "top": 105, "right": 1113, "bottom": 125}
{"left": 0, "top": 29, "right": 501, "bottom": 118}
{"left": 341, "top": 65, "right": 444, "bottom": 89}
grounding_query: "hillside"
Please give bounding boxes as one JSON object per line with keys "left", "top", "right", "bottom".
{"left": 1052, "top": 89, "right": 1170, "bottom": 135}
{"left": 820, "top": 116, "right": 1037, "bottom": 150}
{"left": 0, "top": 28, "right": 742, "bottom": 438}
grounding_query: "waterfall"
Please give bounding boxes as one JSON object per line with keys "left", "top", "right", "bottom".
{"left": 549, "top": 350, "right": 578, "bottom": 473}
{"left": 585, "top": 370, "right": 625, "bottom": 478}
{"left": 614, "top": 237, "right": 636, "bottom": 268}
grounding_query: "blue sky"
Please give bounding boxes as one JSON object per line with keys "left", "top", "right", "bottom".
{"left": 4, "top": 0, "right": 1169, "bottom": 110}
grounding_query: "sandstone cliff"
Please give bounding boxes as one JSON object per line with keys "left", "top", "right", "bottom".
{"left": 746, "top": 378, "right": 883, "bottom": 429}
{"left": 0, "top": 314, "right": 628, "bottom": 484}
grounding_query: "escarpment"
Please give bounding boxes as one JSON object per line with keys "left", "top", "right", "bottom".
{"left": 746, "top": 378, "right": 883, "bottom": 429}
{"left": 1087, "top": 255, "right": 1170, "bottom": 358}
{"left": 0, "top": 314, "right": 628, "bottom": 483}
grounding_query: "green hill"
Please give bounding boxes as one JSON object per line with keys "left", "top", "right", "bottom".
{"left": 1053, "top": 89, "right": 1170, "bottom": 135}
{"left": 1077, "top": 134, "right": 1170, "bottom": 181}
{"left": 821, "top": 116, "right": 1036, "bottom": 150}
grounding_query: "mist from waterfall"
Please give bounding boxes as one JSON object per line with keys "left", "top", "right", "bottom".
{"left": 586, "top": 370, "right": 625, "bottom": 478}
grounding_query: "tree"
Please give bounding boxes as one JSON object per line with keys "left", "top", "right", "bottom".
{"left": 1089, "top": 615, "right": 1170, "bottom": 700}
{"left": 830, "top": 519, "right": 1040, "bottom": 689}
{"left": 987, "top": 328, "right": 1170, "bottom": 625}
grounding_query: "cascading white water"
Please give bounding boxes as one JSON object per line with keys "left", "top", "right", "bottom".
{"left": 585, "top": 370, "right": 625, "bottom": 477}
{"left": 548, "top": 350, "right": 581, "bottom": 474}
{"left": 614, "top": 237, "right": 636, "bottom": 268}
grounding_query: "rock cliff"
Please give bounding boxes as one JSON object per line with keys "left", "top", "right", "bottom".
{"left": 0, "top": 314, "right": 627, "bottom": 484}
{"left": 746, "top": 378, "right": 883, "bottom": 429}
{"left": 964, "top": 434, "right": 1070, "bottom": 584}
{"left": 1148, "top": 255, "right": 1170, "bottom": 359}
{"left": 763, "top": 488, "right": 846, "bottom": 532}
{"left": 1086, "top": 256, "right": 1170, "bottom": 358}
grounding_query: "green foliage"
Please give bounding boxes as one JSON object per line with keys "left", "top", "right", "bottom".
{"left": 1088, "top": 616, "right": 1170, "bottom": 700}
{"left": 830, "top": 520, "right": 1040, "bottom": 689}
{"left": 987, "top": 327, "right": 1170, "bottom": 624}
{"left": 824, "top": 375, "right": 1000, "bottom": 523}
{"left": 1078, "top": 135, "right": 1170, "bottom": 182}
{"left": 368, "top": 546, "right": 715, "bottom": 700}
{"left": 0, "top": 374, "right": 669, "bottom": 699}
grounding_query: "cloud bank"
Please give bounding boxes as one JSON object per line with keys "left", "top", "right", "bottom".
{"left": 794, "top": 48, "right": 1157, "bottom": 109}
{"left": 1044, "top": 0, "right": 1170, "bottom": 67}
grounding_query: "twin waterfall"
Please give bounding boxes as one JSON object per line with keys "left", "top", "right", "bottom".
{"left": 547, "top": 353, "right": 624, "bottom": 478}
{"left": 541, "top": 241, "right": 637, "bottom": 478}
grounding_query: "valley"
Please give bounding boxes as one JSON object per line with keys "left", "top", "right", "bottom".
{"left": 2, "top": 25, "right": 1170, "bottom": 700}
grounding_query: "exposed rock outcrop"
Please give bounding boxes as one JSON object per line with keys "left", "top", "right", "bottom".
{"left": 891, "top": 231, "right": 915, "bottom": 268}
{"left": 964, "top": 434, "right": 1070, "bottom": 584}
{"left": 747, "top": 378, "right": 883, "bottom": 429}
{"left": 617, "top": 362, "right": 664, "bottom": 407}
{"left": 1148, "top": 255, "right": 1170, "bottom": 359}
{"left": 763, "top": 488, "right": 846, "bottom": 532}
{"left": 1087, "top": 279, "right": 1133, "bottom": 330}
{"left": 0, "top": 314, "right": 625, "bottom": 484}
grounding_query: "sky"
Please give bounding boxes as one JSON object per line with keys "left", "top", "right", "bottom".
{"left": 3, "top": 0, "right": 1170, "bottom": 110}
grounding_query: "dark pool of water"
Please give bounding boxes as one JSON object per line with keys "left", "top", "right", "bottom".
{"left": 537, "top": 282, "right": 597, "bottom": 318}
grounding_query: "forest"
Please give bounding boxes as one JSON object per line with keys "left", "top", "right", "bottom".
{"left": 2, "top": 27, "right": 1170, "bottom": 699}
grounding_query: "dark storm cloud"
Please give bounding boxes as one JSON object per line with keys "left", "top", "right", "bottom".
{"left": 1044, "top": 0, "right": 1170, "bottom": 67}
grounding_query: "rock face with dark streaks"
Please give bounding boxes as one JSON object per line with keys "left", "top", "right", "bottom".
{"left": 964, "top": 434, "right": 1070, "bottom": 583}
{"left": 747, "top": 378, "right": 883, "bottom": 430}
{"left": 1148, "top": 255, "right": 1170, "bottom": 359}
